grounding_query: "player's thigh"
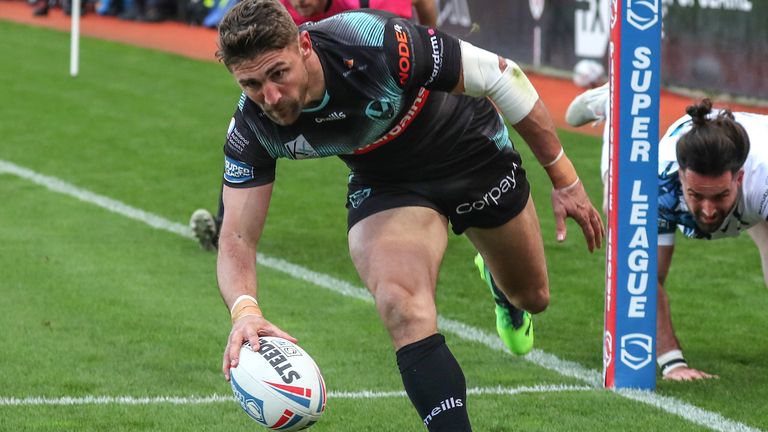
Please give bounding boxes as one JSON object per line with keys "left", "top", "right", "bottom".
{"left": 348, "top": 206, "right": 448, "bottom": 347}
{"left": 464, "top": 194, "right": 549, "bottom": 312}
{"left": 348, "top": 205, "right": 448, "bottom": 292}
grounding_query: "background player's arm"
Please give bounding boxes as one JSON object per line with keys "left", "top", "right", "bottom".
{"left": 411, "top": 0, "right": 437, "bottom": 27}
{"left": 217, "top": 182, "right": 296, "bottom": 380}
{"left": 657, "top": 243, "right": 718, "bottom": 381}
{"left": 657, "top": 244, "right": 681, "bottom": 355}
{"left": 747, "top": 222, "right": 768, "bottom": 287}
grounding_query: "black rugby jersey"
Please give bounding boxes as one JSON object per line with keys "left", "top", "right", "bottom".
{"left": 222, "top": 10, "right": 512, "bottom": 187}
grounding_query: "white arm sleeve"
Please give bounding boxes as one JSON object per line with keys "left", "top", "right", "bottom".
{"left": 460, "top": 40, "right": 539, "bottom": 125}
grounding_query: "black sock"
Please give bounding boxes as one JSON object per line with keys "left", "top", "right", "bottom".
{"left": 396, "top": 334, "right": 472, "bottom": 432}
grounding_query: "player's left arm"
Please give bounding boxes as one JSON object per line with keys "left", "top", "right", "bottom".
{"left": 453, "top": 41, "right": 603, "bottom": 251}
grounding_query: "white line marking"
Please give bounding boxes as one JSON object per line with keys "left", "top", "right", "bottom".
{"left": 0, "top": 385, "right": 593, "bottom": 406}
{"left": 0, "top": 159, "right": 762, "bottom": 432}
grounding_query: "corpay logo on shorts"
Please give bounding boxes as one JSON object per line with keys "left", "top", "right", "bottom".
{"left": 620, "top": 333, "right": 652, "bottom": 370}
{"left": 626, "top": 0, "right": 659, "bottom": 31}
{"left": 455, "top": 166, "right": 517, "bottom": 214}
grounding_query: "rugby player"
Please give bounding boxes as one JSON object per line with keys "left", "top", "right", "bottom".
{"left": 214, "top": 1, "right": 603, "bottom": 429}
{"left": 568, "top": 91, "right": 768, "bottom": 380}
{"left": 656, "top": 100, "right": 768, "bottom": 380}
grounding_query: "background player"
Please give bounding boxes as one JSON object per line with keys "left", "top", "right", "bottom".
{"left": 569, "top": 93, "right": 768, "bottom": 380}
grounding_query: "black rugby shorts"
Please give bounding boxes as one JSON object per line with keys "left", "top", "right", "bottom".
{"left": 345, "top": 146, "right": 530, "bottom": 235}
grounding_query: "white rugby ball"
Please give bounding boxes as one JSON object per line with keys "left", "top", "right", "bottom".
{"left": 230, "top": 337, "right": 326, "bottom": 431}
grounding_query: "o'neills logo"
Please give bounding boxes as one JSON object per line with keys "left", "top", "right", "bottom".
{"left": 394, "top": 24, "right": 411, "bottom": 85}
{"left": 354, "top": 87, "right": 429, "bottom": 154}
{"left": 423, "top": 397, "right": 464, "bottom": 426}
{"left": 315, "top": 111, "right": 346, "bottom": 123}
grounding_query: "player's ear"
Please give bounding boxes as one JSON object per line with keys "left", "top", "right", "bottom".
{"left": 298, "top": 31, "right": 312, "bottom": 59}
{"left": 735, "top": 168, "right": 745, "bottom": 186}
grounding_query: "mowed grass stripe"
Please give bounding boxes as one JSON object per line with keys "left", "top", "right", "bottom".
{"left": 0, "top": 159, "right": 761, "bottom": 432}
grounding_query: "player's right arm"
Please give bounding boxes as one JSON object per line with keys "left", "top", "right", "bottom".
{"left": 218, "top": 182, "right": 297, "bottom": 381}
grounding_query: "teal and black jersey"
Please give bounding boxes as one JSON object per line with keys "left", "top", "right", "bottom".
{"left": 223, "top": 10, "right": 511, "bottom": 187}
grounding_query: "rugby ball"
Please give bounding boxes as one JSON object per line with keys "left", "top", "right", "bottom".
{"left": 230, "top": 337, "right": 326, "bottom": 431}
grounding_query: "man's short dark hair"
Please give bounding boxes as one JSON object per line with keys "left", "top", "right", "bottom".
{"left": 216, "top": 0, "right": 299, "bottom": 68}
{"left": 676, "top": 98, "right": 750, "bottom": 176}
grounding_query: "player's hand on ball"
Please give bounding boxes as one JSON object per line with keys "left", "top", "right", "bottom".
{"left": 663, "top": 366, "right": 719, "bottom": 381}
{"left": 223, "top": 315, "right": 297, "bottom": 381}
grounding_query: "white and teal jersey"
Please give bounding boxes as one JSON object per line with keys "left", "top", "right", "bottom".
{"left": 657, "top": 111, "right": 768, "bottom": 245}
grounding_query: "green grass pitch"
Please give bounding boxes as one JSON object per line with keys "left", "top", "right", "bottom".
{"left": 1, "top": 20, "right": 766, "bottom": 431}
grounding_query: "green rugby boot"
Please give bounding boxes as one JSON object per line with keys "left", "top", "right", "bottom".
{"left": 474, "top": 253, "right": 533, "bottom": 355}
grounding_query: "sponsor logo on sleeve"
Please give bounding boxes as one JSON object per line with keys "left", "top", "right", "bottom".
{"left": 425, "top": 28, "right": 443, "bottom": 86}
{"left": 226, "top": 120, "right": 250, "bottom": 153}
{"left": 224, "top": 156, "right": 255, "bottom": 184}
{"left": 393, "top": 23, "right": 411, "bottom": 86}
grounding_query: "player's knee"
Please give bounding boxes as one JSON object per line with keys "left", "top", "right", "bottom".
{"left": 372, "top": 282, "right": 435, "bottom": 331}
{"left": 517, "top": 284, "right": 549, "bottom": 314}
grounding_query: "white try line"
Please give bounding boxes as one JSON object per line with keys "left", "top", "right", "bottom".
{"left": 0, "top": 384, "right": 592, "bottom": 406}
{"left": 0, "top": 159, "right": 762, "bottom": 432}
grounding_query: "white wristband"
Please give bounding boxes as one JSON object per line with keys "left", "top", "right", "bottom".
{"left": 556, "top": 176, "right": 580, "bottom": 192}
{"left": 542, "top": 148, "right": 564, "bottom": 168}
{"left": 230, "top": 294, "right": 258, "bottom": 314}
{"left": 657, "top": 349, "right": 688, "bottom": 376}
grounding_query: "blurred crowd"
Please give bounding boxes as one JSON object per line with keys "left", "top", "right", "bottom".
{"left": 27, "top": 0, "right": 435, "bottom": 28}
{"left": 29, "top": 0, "right": 217, "bottom": 24}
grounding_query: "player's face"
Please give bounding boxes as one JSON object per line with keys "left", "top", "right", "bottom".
{"left": 231, "top": 40, "right": 310, "bottom": 126}
{"left": 289, "top": 0, "right": 327, "bottom": 17}
{"left": 679, "top": 168, "right": 744, "bottom": 233}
